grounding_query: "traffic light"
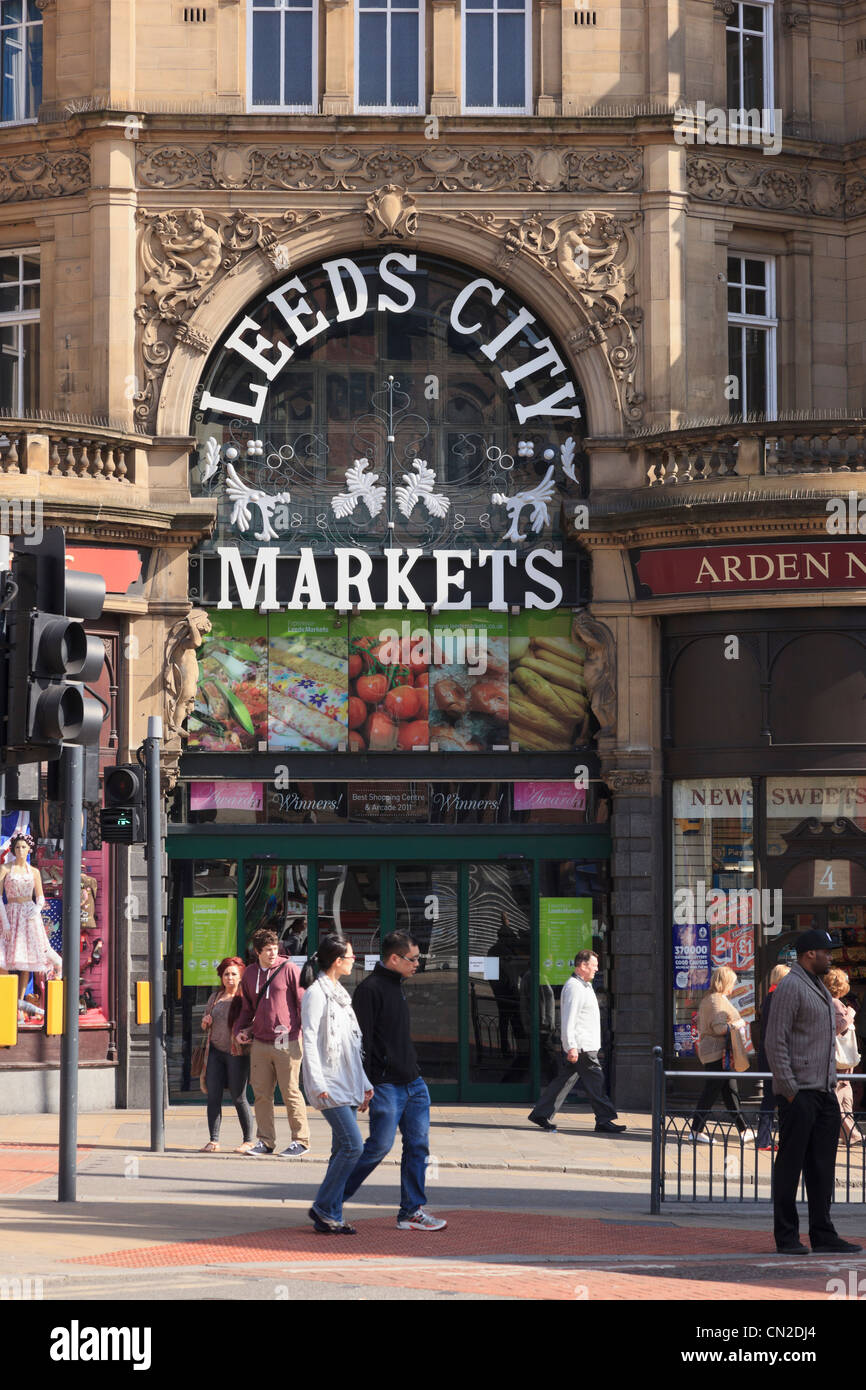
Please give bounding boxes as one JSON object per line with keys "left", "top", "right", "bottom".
{"left": 0, "top": 528, "right": 106, "bottom": 766}
{"left": 100, "top": 762, "right": 147, "bottom": 844}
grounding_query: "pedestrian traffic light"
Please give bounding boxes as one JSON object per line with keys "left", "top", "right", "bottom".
{"left": 100, "top": 762, "right": 147, "bottom": 844}
{"left": 0, "top": 528, "right": 106, "bottom": 766}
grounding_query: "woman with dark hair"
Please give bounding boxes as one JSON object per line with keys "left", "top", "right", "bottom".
{"left": 200, "top": 957, "right": 255, "bottom": 1153}
{"left": 301, "top": 934, "right": 373, "bottom": 1234}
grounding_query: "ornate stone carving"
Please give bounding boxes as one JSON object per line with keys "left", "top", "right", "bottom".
{"left": 605, "top": 769, "right": 651, "bottom": 793}
{"left": 572, "top": 610, "right": 617, "bottom": 745}
{"left": 363, "top": 185, "right": 419, "bottom": 240}
{"left": 782, "top": 7, "right": 810, "bottom": 29}
{"left": 136, "top": 143, "right": 643, "bottom": 194}
{"left": 134, "top": 207, "right": 321, "bottom": 426}
{"left": 0, "top": 151, "right": 89, "bottom": 205}
{"left": 163, "top": 608, "right": 213, "bottom": 740}
{"left": 560, "top": 149, "right": 643, "bottom": 192}
{"left": 845, "top": 176, "right": 866, "bottom": 219}
{"left": 712, "top": 0, "right": 736, "bottom": 15}
{"left": 687, "top": 155, "right": 845, "bottom": 219}
{"left": 455, "top": 207, "right": 644, "bottom": 427}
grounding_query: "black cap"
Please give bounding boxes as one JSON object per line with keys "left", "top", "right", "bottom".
{"left": 796, "top": 929, "right": 834, "bottom": 954}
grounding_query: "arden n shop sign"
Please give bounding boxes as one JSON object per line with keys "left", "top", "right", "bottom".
{"left": 631, "top": 541, "right": 866, "bottom": 598}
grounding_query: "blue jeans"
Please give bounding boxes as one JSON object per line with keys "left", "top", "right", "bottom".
{"left": 343, "top": 1077, "right": 430, "bottom": 1220}
{"left": 313, "top": 1105, "right": 365, "bottom": 1225}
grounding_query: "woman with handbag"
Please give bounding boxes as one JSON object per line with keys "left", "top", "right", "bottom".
{"left": 689, "top": 966, "right": 753, "bottom": 1144}
{"left": 300, "top": 935, "right": 373, "bottom": 1235}
{"left": 826, "top": 967, "right": 864, "bottom": 1146}
{"left": 199, "top": 957, "right": 255, "bottom": 1153}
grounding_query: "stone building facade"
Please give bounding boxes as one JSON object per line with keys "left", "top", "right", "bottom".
{"left": 1, "top": 0, "right": 865, "bottom": 1109}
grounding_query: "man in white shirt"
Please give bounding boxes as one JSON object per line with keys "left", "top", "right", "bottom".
{"left": 528, "top": 950, "right": 625, "bottom": 1134}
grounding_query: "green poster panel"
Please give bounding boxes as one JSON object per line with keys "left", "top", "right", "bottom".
{"left": 183, "top": 897, "right": 238, "bottom": 985}
{"left": 539, "top": 897, "right": 592, "bottom": 986}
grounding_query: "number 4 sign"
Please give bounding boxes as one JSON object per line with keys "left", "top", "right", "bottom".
{"left": 812, "top": 860, "right": 852, "bottom": 898}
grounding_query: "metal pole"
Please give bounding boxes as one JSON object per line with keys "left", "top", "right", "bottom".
{"left": 146, "top": 716, "right": 165, "bottom": 1152}
{"left": 650, "top": 1045, "right": 664, "bottom": 1215}
{"left": 58, "top": 744, "right": 83, "bottom": 1202}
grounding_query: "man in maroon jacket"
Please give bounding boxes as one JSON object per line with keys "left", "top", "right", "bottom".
{"left": 234, "top": 928, "right": 310, "bottom": 1156}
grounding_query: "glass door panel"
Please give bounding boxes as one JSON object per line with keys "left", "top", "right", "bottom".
{"left": 318, "top": 862, "right": 382, "bottom": 997}
{"left": 467, "top": 861, "right": 532, "bottom": 1087}
{"left": 243, "top": 861, "right": 311, "bottom": 958}
{"left": 394, "top": 863, "right": 459, "bottom": 1085}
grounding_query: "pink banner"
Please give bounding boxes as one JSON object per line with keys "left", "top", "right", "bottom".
{"left": 514, "top": 782, "right": 586, "bottom": 812}
{"left": 190, "top": 781, "right": 263, "bottom": 811}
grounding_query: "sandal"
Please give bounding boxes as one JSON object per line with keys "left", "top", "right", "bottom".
{"left": 234, "top": 1141, "right": 256, "bottom": 1154}
{"left": 200, "top": 1141, "right": 220, "bottom": 1152}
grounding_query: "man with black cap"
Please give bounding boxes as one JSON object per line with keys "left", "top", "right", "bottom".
{"left": 765, "top": 929, "right": 862, "bottom": 1255}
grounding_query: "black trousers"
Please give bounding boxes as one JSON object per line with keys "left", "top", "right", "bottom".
{"left": 205, "top": 1045, "right": 254, "bottom": 1144}
{"left": 530, "top": 1051, "right": 617, "bottom": 1124}
{"left": 773, "top": 1089, "right": 840, "bottom": 1248}
{"left": 691, "top": 1061, "right": 747, "bottom": 1135}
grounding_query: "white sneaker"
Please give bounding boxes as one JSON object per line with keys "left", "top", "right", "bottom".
{"left": 688, "top": 1132, "right": 714, "bottom": 1145}
{"left": 397, "top": 1208, "right": 447, "bottom": 1231}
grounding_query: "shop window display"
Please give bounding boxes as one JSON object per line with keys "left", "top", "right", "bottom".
{"left": 672, "top": 779, "right": 756, "bottom": 1057}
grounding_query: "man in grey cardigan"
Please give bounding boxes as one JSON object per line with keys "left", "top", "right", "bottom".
{"left": 765, "top": 929, "right": 862, "bottom": 1255}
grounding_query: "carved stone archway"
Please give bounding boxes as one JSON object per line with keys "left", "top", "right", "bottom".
{"left": 137, "top": 199, "right": 643, "bottom": 441}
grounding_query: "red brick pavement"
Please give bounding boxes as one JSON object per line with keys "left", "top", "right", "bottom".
{"left": 67, "top": 1211, "right": 846, "bottom": 1269}
{"left": 0, "top": 1149, "right": 84, "bottom": 1194}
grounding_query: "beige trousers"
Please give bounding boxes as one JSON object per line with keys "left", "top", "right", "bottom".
{"left": 249, "top": 1039, "right": 310, "bottom": 1149}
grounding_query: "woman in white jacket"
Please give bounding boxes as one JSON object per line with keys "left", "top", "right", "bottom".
{"left": 301, "top": 934, "right": 373, "bottom": 1234}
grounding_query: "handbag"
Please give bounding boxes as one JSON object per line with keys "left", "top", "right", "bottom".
{"left": 836, "top": 1028, "right": 861, "bottom": 1069}
{"left": 728, "top": 1022, "right": 750, "bottom": 1073}
{"left": 191, "top": 991, "right": 218, "bottom": 1078}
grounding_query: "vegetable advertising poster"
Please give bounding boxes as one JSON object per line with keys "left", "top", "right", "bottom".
{"left": 268, "top": 612, "right": 349, "bottom": 750}
{"left": 430, "top": 611, "right": 509, "bottom": 752}
{"left": 183, "top": 898, "right": 238, "bottom": 986}
{"left": 508, "top": 611, "right": 590, "bottom": 751}
{"left": 348, "top": 612, "right": 430, "bottom": 752}
{"left": 188, "top": 611, "right": 268, "bottom": 751}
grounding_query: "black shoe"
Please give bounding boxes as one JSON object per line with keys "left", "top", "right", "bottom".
{"left": 528, "top": 1114, "right": 557, "bottom": 1132}
{"left": 811, "top": 1237, "right": 863, "bottom": 1254}
{"left": 337, "top": 1223, "right": 357, "bottom": 1235}
{"left": 775, "top": 1243, "right": 810, "bottom": 1255}
{"left": 308, "top": 1206, "right": 339, "bottom": 1234}
{"left": 595, "top": 1121, "right": 627, "bottom": 1133}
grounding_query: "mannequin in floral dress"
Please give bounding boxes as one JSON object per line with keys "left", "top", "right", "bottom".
{"left": 0, "top": 833, "right": 62, "bottom": 1000}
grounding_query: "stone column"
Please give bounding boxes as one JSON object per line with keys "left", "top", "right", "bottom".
{"left": 711, "top": 0, "right": 733, "bottom": 107}
{"left": 594, "top": 607, "right": 665, "bottom": 1111}
{"left": 537, "top": 0, "right": 561, "bottom": 116}
{"left": 91, "top": 0, "right": 135, "bottom": 107}
{"left": 88, "top": 136, "right": 137, "bottom": 426}
{"left": 781, "top": 232, "right": 812, "bottom": 414}
{"left": 642, "top": 146, "right": 689, "bottom": 425}
{"left": 430, "top": 0, "right": 459, "bottom": 115}
{"left": 35, "top": 0, "right": 57, "bottom": 109}
{"left": 646, "top": 0, "right": 686, "bottom": 105}
{"left": 783, "top": 9, "right": 811, "bottom": 126}
{"left": 322, "top": 0, "right": 352, "bottom": 114}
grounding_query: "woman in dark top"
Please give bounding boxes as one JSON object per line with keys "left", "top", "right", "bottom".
{"left": 755, "top": 964, "right": 790, "bottom": 1150}
{"left": 200, "top": 956, "right": 254, "bottom": 1153}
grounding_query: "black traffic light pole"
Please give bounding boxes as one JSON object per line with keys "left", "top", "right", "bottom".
{"left": 58, "top": 745, "right": 83, "bottom": 1203}
{"left": 145, "top": 716, "right": 165, "bottom": 1152}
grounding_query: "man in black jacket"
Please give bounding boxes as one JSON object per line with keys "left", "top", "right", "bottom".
{"left": 342, "top": 930, "right": 447, "bottom": 1231}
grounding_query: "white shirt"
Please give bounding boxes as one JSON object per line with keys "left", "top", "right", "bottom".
{"left": 301, "top": 978, "right": 372, "bottom": 1110}
{"left": 560, "top": 975, "right": 601, "bottom": 1053}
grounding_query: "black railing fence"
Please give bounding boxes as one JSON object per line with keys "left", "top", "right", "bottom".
{"left": 650, "top": 1046, "right": 866, "bottom": 1213}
